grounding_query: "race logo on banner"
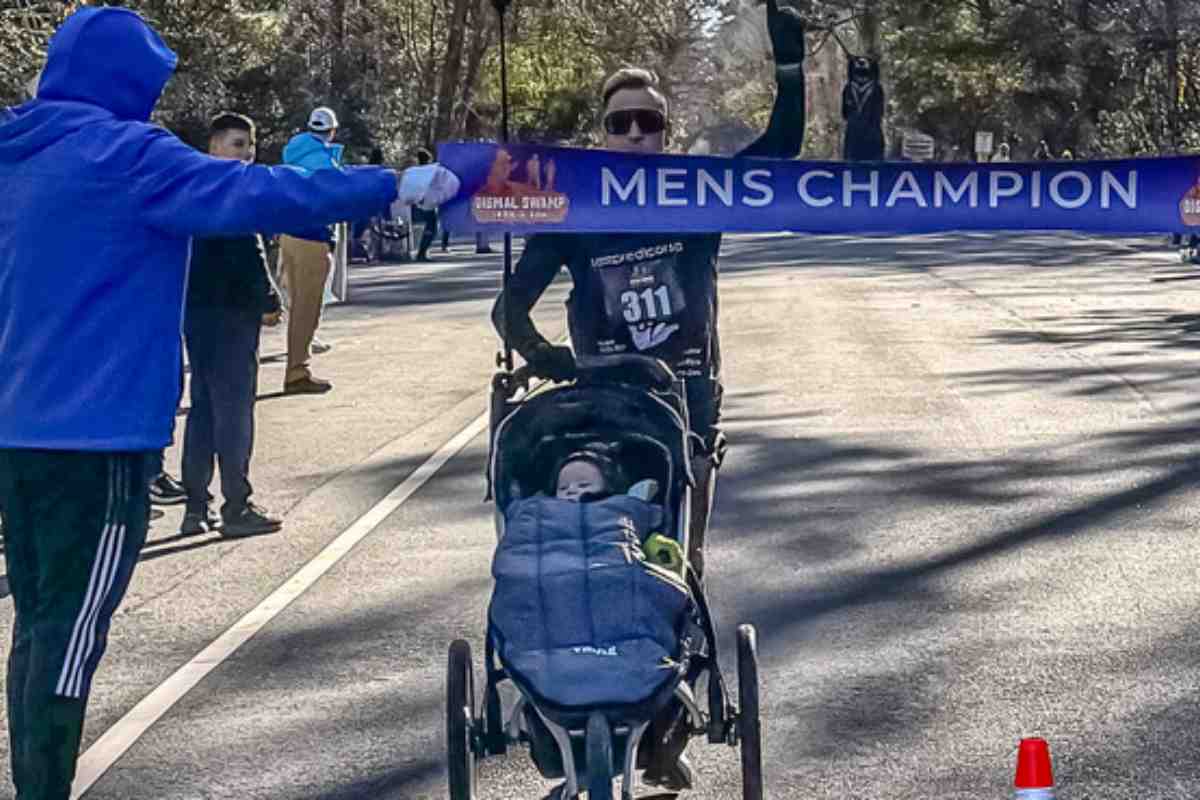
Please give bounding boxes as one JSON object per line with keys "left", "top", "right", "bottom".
{"left": 470, "top": 148, "right": 569, "bottom": 224}
{"left": 438, "top": 142, "right": 1200, "bottom": 236}
{"left": 1182, "top": 176, "right": 1200, "bottom": 228}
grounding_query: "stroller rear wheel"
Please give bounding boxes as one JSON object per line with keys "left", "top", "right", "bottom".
{"left": 447, "top": 639, "right": 479, "bottom": 800}
{"left": 737, "top": 624, "right": 764, "bottom": 800}
{"left": 585, "top": 711, "right": 614, "bottom": 800}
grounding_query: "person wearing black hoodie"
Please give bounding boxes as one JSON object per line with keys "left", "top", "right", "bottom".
{"left": 181, "top": 113, "right": 284, "bottom": 539}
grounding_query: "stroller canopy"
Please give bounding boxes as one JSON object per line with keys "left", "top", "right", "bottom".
{"left": 490, "top": 364, "right": 694, "bottom": 529}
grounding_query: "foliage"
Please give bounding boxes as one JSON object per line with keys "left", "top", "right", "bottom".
{"left": 0, "top": 1, "right": 77, "bottom": 103}
{"left": 804, "top": 0, "right": 1200, "bottom": 158}
{"left": 2, "top": 0, "right": 1196, "bottom": 161}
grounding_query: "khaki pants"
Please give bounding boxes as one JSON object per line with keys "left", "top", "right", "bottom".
{"left": 279, "top": 235, "right": 332, "bottom": 384}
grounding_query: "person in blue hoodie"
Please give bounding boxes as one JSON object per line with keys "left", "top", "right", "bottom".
{"left": 0, "top": 8, "right": 459, "bottom": 798}
{"left": 278, "top": 105, "right": 346, "bottom": 394}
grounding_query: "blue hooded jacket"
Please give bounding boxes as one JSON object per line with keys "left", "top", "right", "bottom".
{"left": 0, "top": 7, "right": 399, "bottom": 451}
{"left": 283, "top": 132, "right": 344, "bottom": 174}
{"left": 281, "top": 132, "right": 345, "bottom": 242}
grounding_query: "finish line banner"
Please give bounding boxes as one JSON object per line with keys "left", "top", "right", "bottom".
{"left": 437, "top": 142, "right": 1200, "bottom": 236}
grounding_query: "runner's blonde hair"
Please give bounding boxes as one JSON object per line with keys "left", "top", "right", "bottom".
{"left": 601, "top": 68, "right": 669, "bottom": 117}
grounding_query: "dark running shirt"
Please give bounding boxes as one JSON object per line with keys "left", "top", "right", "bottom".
{"left": 492, "top": 70, "right": 805, "bottom": 389}
{"left": 187, "top": 235, "right": 280, "bottom": 314}
{"left": 501, "top": 232, "right": 722, "bottom": 381}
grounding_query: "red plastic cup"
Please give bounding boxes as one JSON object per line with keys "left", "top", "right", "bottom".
{"left": 1014, "top": 737, "right": 1055, "bottom": 790}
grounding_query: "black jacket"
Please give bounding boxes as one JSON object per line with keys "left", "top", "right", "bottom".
{"left": 187, "top": 235, "right": 281, "bottom": 314}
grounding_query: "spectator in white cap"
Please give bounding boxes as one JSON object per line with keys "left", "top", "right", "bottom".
{"left": 278, "top": 105, "right": 349, "bottom": 393}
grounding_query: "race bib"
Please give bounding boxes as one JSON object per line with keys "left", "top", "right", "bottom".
{"left": 594, "top": 243, "right": 688, "bottom": 352}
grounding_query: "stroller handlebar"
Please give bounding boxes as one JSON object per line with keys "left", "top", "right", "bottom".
{"left": 574, "top": 354, "right": 677, "bottom": 392}
{"left": 493, "top": 354, "right": 678, "bottom": 405}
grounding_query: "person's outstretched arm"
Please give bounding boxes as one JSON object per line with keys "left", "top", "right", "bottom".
{"left": 736, "top": 0, "right": 807, "bottom": 160}
{"left": 134, "top": 131, "right": 454, "bottom": 239}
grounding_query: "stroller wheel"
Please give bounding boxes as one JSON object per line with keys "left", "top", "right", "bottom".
{"left": 585, "top": 711, "right": 614, "bottom": 800}
{"left": 737, "top": 624, "right": 764, "bottom": 800}
{"left": 447, "top": 640, "right": 479, "bottom": 800}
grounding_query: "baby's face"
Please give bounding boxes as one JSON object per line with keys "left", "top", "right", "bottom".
{"left": 556, "top": 460, "right": 607, "bottom": 502}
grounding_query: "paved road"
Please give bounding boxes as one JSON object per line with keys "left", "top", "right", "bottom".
{"left": 3, "top": 232, "right": 1199, "bottom": 799}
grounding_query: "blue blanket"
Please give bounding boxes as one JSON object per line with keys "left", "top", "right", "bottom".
{"left": 490, "top": 495, "right": 691, "bottom": 709}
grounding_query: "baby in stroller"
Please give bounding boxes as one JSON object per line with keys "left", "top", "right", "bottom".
{"left": 552, "top": 444, "right": 627, "bottom": 503}
{"left": 552, "top": 445, "right": 682, "bottom": 577}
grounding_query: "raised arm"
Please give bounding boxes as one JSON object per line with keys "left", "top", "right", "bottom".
{"left": 736, "top": 0, "right": 807, "bottom": 160}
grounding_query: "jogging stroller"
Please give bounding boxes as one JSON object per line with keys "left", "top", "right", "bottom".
{"left": 445, "top": 354, "right": 764, "bottom": 800}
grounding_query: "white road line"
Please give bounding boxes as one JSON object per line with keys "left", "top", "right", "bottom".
{"left": 71, "top": 409, "right": 491, "bottom": 798}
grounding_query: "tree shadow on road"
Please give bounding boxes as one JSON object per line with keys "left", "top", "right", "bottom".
{"left": 138, "top": 526, "right": 291, "bottom": 562}
{"left": 718, "top": 231, "right": 1170, "bottom": 278}
{"left": 981, "top": 308, "right": 1200, "bottom": 354}
{"left": 703, "top": 352, "right": 1200, "bottom": 796}
{"left": 297, "top": 758, "right": 445, "bottom": 800}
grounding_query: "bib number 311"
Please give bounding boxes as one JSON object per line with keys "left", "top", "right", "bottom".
{"left": 620, "top": 286, "right": 672, "bottom": 323}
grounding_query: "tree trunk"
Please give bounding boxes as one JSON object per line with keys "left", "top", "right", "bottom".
{"left": 858, "top": 0, "right": 882, "bottom": 58}
{"left": 330, "top": 0, "right": 346, "bottom": 101}
{"left": 420, "top": 1, "right": 442, "bottom": 147}
{"left": 434, "top": 0, "right": 472, "bottom": 143}
{"left": 456, "top": 0, "right": 493, "bottom": 139}
{"left": 1165, "top": 0, "right": 1180, "bottom": 150}
{"left": 978, "top": 0, "right": 993, "bottom": 33}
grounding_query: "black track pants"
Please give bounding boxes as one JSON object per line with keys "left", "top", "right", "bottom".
{"left": 0, "top": 449, "right": 151, "bottom": 800}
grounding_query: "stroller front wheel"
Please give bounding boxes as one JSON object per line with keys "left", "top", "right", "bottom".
{"left": 737, "top": 624, "right": 764, "bottom": 800}
{"left": 447, "top": 639, "right": 479, "bottom": 800}
{"left": 585, "top": 711, "right": 614, "bottom": 800}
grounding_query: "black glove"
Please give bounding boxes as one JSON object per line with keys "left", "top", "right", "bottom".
{"left": 527, "top": 342, "right": 577, "bottom": 382}
{"left": 767, "top": 0, "right": 807, "bottom": 66}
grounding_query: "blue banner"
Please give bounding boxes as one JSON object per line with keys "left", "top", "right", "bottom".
{"left": 437, "top": 142, "right": 1200, "bottom": 236}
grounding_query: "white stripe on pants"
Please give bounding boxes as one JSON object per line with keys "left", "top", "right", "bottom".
{"left": 55, "top": 457, "right": 127, "bottom": 698}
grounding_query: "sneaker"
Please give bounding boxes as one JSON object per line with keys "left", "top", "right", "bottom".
{"left": 312, "top": 337, "right": 333, "bottom": 355}
{"left": 149, "top": 473, "right": 187, "bottom": 505}
{"left": 221, "top": 504, "right": 283, "bottom": 538}
{"left": 284, "top": 376, "right": 333, "bottom": 394}
{"left": 180, "top": 507, "right": 221, "bottom": 537}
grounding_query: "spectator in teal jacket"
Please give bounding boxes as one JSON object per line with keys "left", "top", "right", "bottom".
{"left": 283, "top": 106, "right": 344, "bottom": 175}
{"left": 277, "top": 106, "right": 346, "bottom": 393}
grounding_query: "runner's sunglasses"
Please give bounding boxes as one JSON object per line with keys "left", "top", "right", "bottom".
{"left": 603, "top": 108, "right": 667, "bottom": 136}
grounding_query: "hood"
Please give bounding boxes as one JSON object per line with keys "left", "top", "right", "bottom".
{"left": 37, "top": 6, "right": 177, "bottom": 122}
{"left": 284, "top": 132, "right": 344, "bottom": 164}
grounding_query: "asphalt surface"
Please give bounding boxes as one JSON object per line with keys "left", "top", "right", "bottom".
{"left": 2, "top": 232, "right": 1200, "bottom": 799}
